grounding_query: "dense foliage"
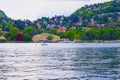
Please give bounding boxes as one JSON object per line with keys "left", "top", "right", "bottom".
{"left": 57, "top": 27, "right": 120, "bottom": 41}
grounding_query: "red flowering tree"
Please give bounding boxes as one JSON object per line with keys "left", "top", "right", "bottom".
{"left": 15, "top": 33, "right": 24, "bottom": 41}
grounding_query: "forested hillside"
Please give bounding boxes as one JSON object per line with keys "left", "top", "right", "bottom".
{"left": 0, "top": 0, "right": 120, "bottom": 42}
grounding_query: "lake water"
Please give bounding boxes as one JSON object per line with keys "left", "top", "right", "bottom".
{"left": 0, "top": 43, "right": 120, "bottom": 80}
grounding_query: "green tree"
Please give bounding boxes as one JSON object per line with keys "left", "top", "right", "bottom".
{"left": 9, "top": 27, "right": 20, "bottom": 40}
{"left": 74, "top": 32, "right": 83, "bottom": 40}
{"left": 74, "top": 34, "right": 80, "bottom": 40}
{"left": 47, "top": 35, "right": 53, "bottom": 40}
{"left": 4, "top": 33, "right": 10, "bottom": 41}
{"left": 0, "top": 25, "right": 2, "bottom": 28}
{"left": 0, "top": 32, "right": 2, "bottom": 36}
{"left": 38, "top": 29, "right": 43, "bottom": 34}
{"left": 49, "top": 28, "right": 57, "bottom": 34}
{"left": 24, "top": 33, "right": 32, "bottom": 42}
{"left": 58, "top": 32, "right": 65, "bottom": 38}
{"left": 76, "top": 27, "right": 83, "bottom": 33}
{"left": 65, "top": 29, "right": 76, "bottom": 41}
{"left": 23, "top": 26, "right": 35, "bottom": 34}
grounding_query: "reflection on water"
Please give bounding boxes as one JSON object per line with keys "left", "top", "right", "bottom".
{"left": 0, "top": 43, "right": 120, "bottom": 80}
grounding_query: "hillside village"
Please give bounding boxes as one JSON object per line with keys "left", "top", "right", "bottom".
{"left": 0, "top": 0, "right": 120, "bottom": 42}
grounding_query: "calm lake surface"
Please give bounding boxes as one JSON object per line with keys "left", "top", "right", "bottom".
{"left": 0, "top": 43, "right": 120, "bottom": 80}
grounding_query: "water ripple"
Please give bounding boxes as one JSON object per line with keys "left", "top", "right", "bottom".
{"left": 0, "top": 43, "right": 120, "bottom": 80}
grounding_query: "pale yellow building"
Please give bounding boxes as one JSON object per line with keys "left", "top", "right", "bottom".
{"left": 52, "top": 35, "right": 60, "bottom": 41}
{"left": 32, "top": 33, "right": 60, "bottom": 42}
{"left": 74, "top": 39, "right": 81, "bottom": 43}
{"left": 0, "top": 36, "right": 6, "bottom": 40}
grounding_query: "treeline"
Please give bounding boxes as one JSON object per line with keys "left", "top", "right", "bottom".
{"left": 3, "top": 26, "right": 120, "bottom": 42}
{"left": 57, "top": 27, "right": 120, "bottom": 41}
{"left": 4, "top": 26, "right": 35, "bottom": 42}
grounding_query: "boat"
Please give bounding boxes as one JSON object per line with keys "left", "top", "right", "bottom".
{"left": 41, "top": 43, "right": 48, "bottom": 46}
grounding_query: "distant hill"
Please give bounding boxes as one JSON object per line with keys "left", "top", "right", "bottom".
{"left": 0, "top": 10, "right": 7, "bottom": 18}
{"left": 72, "top": 1, "right": 120, "bottom": 27}
{"left": 0, "top": 10, "right": 13, "bottom": 31}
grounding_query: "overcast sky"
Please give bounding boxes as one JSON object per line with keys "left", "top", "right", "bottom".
{"left": 0, "top": 0, "right": 111, "bottom": 20}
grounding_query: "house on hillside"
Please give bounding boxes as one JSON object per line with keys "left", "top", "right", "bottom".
{"left": 36, "top": 21, "right": 41, "bottom": 29}
{"left": 57, "top": 26, "right": 67, "bottom": 33}
{"left": 118, "top": 16, "right": 120, "bottom": 21}
{"left": 0, "top": 26, "right": 6, "bottom": 41}
{"left": 90, "top": 19, "right": 96, "bottom": 26}
{"left": 32, "top": 33, "right": 60, "bottom": 42}
{"left": 46, "top": 24, "right": 56, "bottom": 29}
{"left": 0, "top": 36, "right": 6, "bottom": 41}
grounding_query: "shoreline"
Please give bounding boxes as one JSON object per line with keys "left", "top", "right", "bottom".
{"left": 0, "top": 40, "right": 120, "bottom": 43}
